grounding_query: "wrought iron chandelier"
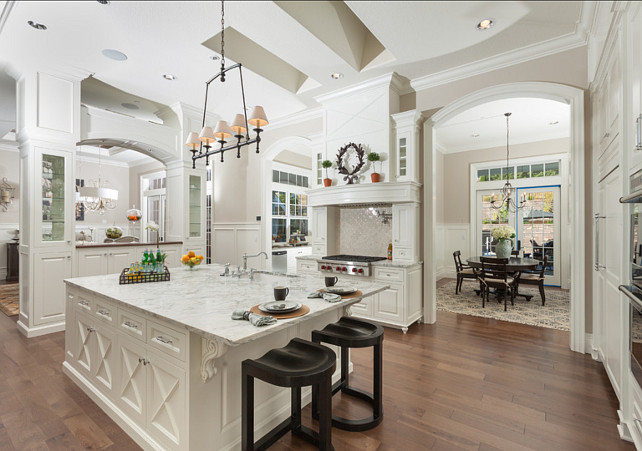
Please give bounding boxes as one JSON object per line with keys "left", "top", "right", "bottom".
{"left": 185, "top": 0, "right": 268, "bottom": 168}
{"left": 490, "top": 112, "right": 525, "bottom": 213}
{"left": 77, "top": 146, "right": 118, "bottom": 215}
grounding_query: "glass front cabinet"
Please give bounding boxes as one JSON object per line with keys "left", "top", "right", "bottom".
{"left": 188, "top": 174, "right": 203, "bottom": 239}
{"left": 391, "top": 110, "right": 422, "bottom": 183}
{"left": 37, "top": 148, "right": 73, "bottom": 247}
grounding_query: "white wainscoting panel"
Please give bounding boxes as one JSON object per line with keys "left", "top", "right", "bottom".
{"left": 436, "top": 223, "right": 471, "bottom": 280}
{"left": 212, "top": 224, "right": 263, "bottom": 269}
{"left": 0, "top": 224, "right": 19, "bottom": 280}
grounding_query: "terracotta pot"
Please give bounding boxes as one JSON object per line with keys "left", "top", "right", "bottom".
{"left": 323, "top": 178, "right": 332, "bottom": 187}
{"left": 371, "top": 173, "right": 381, "bottom": 183}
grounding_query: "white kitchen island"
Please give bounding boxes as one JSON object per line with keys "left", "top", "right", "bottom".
{"left": 62, "top": 264, "right": 388, "bottom": 451}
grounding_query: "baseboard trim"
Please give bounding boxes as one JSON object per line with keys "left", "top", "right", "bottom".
{"left": 584, "top": 333, "right": 593, "bottom": 356}
{"left": 62, "top": 362, "right": 163, "bottom": 451}
{"left": 16, "top": 320, "right": 65, "bottom": 338}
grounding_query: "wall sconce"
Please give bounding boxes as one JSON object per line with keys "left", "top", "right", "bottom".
{"left": 0, "top": 177, "right": 15, "bottom": 212}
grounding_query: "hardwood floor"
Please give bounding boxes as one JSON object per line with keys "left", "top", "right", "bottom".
{"left": 0, "top": 306, "right": 634, "bottom": 450}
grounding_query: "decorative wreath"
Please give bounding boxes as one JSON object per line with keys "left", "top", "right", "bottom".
{"left": 336, "top": 142, "right": 366, "bottom": 184}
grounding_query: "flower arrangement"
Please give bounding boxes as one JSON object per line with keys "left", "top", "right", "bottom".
{"left": 146, "top": 221, "right": 160, "bottom": 247}
{"left": 491, "top": 225, "right": 516, "bottom": 241}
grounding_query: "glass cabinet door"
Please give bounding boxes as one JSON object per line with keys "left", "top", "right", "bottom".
{"left": 189, "top": 175, "right": 201, "bottom": 238}
{"left": 42, "top": 154, "right": 66, "bottom": 242}
{"left": 398, "top": 137, "right": 407, "bottom": 178}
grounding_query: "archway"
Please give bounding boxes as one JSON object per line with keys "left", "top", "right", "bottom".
{"left": 260, "top": 136, "right": 314, "bottom": 269}
{"left": 423, "top": 82, "right": 586, "bottom": 353}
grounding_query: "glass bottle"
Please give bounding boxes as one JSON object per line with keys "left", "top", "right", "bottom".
{"left": 148, "top": 251, "right": 156, "bottom": 273}
{"left": 142, "top": 249, "right": 149, "bottom": 272}
{"left": 156, "top": 249, "right": 163, "bottom": 273}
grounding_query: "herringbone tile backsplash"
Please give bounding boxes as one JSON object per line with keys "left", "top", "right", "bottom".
{"left": 337, "top": 206, "right": 392, "bottom": 257}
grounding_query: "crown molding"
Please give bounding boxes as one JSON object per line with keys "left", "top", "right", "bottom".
{"left": 267, "top": 106, "right": 324, "bottom": 131}
{"left": 313, "top": 72, "right": 408, "bottom": 104}
{"left": 410, "top": 3, "right": 595, "bottom": 93}
{"left": 0, "top": 139, "right": 18, "bottom": 152}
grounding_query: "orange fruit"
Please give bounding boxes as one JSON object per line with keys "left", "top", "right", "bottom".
{"left": 181, "top": 255, "right": 189, "bottom": 263}
{"left": 187, "top": 251, "right": 196, "bottom": 258}
{"left": 197, "top": 255, "right": 204, "bottom": 261}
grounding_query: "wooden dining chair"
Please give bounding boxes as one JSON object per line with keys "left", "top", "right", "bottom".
{"left": 516, "top": 255, "right": 547, "bottom": 305}
{"left": 453, "top": 251, "right": 477, "bottom": 294}
{"left": 478, "top": 257, "right": 517, "bottom": 311}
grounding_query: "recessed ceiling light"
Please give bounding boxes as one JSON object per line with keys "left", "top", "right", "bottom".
{"left": 549, "top": 120, "right": 559, "bottom": 125}
{"left": 97, "top": 0, "right": 110, "bottom": 4}
{"left": 102, "top": 49, "right": 128, "bottom": 61}
{"left": 472, "top": 133, "right": 480, "bottom": 138}
{"left": 27, "top": 20, "right": 47, "bottom": 30}
{"left": 162, "top": 74, "right": 177, "bottom": 81}
{"left": 476, "top": 18, "right": 494, "bottom": 30}
{"left": 330, "top": 72, "right": 343, "bottom": 80}
{"left": 210, "top": 55, "right": 220, "bottom": 61}
{"left": 121, "top": 103, "right": 139, "bottom": 110}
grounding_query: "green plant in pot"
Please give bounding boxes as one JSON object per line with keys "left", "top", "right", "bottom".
{"left": 367, "top": 152, "right": 381, "bottom": 182}
{"left": 321, "top": 160, "right": 333, "bottom": 187}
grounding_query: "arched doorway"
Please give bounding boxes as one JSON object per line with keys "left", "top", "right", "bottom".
{"left": 423, "top": 82, "right": 586, "bottom": 353}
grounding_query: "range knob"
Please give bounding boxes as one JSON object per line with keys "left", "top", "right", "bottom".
{"left": 358, "top": 268, "right": 364, "bottom": 274}
{"left": 352, "top": 268, "right": 357, "bottom": 273}
{"left": 321, "top": 265, "right": 326, "bottom": 270}
{"left": 336, "top": 266, "right": 341, "bottom": 271}
{"left": 342, "top": 267, "right": 347, "bottom": 272}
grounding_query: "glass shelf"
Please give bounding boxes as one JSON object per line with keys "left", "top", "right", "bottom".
{"left": 189, "top": 175, "right": 201, "bottom": 238}
{"left": 42, "top": 154, "right": 65, "bottom": 242}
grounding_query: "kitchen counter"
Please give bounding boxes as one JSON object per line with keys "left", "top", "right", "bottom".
{"left": 62, "top": 264, "right": 388, "bottom": 450}
{"left": 75, "top": 241, "right": 183, "bottom": 248}
{"left": 295, "top": 254, "right": 422, "bottom": 269}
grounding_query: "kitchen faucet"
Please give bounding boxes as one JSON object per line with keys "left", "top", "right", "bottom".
{"left": 243, "top": 251, "right": 268, "bottom": 270}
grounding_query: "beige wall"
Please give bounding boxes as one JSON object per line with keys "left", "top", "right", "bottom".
{"left": 273, "top": 150, "right": 312, "bottom": 170}
{"left": 439, "top": 138, "right": 570, "bottom": 224}
{"left": 435, "top": 149, "right": 444, "bottom": 223}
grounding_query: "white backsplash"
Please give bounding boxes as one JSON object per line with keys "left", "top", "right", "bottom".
{"left": 336, "top": 206, "right": 392, "bottom": 257}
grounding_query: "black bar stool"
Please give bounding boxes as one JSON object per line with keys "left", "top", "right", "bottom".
{"left": 242, "top": 338, "right": 336, "bottom": 451}
{"left": 311, "top": 316, "right": 384, "bottom": 431}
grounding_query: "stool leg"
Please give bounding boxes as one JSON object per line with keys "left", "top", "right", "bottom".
{"left": 374, "top": 342, "right": 383, "bottom": 419}
{"left": 341, "top": 345, "right": 349, "bottom": 389}
{"left": 318, "top": 377, "right": 333, "bottom": 451}
{"left": 291, "top": 387, "right": 301, "bottom": 432}
{"left": 242, "top": 369, "right": 254, "bottom": 451}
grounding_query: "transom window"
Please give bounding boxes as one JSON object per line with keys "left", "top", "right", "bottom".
{"left": 477, "top": 160, "right": 560, "bottom": 182}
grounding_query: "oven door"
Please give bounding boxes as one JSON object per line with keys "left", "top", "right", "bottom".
{"left": 633, "top": 208, "right": 642, "bottom": 288}
{"left": 621, "top": 285, "right": 642, "bottom": 387}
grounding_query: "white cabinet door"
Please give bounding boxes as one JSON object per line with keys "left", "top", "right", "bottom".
{"left": 311, "top": 207, "right": 327, "bottom": 244}
{"left": 34, "top": 251, "right": 72, "bottom": 325}
{"left": 117, "top": 335, "right": 148, "bottom": 426}
{"left": 73, "top": 310, "right": 94, "bottom": 377}
{"left": 92, "top": 323, "right": 118, "bottom": 398}
{"left": 392, "top": 204, "right": 412, "bottom": 248}
{"left": 350, "top": 296, "right": 373, "bottom": 318}
{"left": 630, "top": 3, "right": 642, "bottom": 171}
{"left": 108, "top": 249, "right": 133, "bottom": 275}
{"left": 76, "top": 248, "right": 107, "bottom": 277}
{"left": 146, "top": 351, "right": 187, "bottom": 451}
{"left": 374, "top": 284, "right": 405, "bottom": 323}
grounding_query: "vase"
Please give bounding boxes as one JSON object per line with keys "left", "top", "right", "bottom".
{"left": 323, "top": 178, "right": 332, "bottom": 187}
{"left": 495, "top": 239, "right": 513, "bottom": 259}
{"left": 371, "top": 173, "right": 380, "bottom": 183}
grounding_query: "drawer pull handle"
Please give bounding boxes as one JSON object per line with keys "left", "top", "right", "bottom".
{"left": 86, "top": 327, "right": 95, "bottom": 333}
{"left": 138, "top": 357, "right": 148, "bottom": 366}
{"left": 78, "top": 300, "right": 89, "bottom": 307}
{"left": 97, "top": 309, "right": 111, "bottom": 317}
{"left": 155, "top": 336, "right": 173, "bottom": 345}
{"left": 124, "top": 321, "right": 139, "bottom": 330}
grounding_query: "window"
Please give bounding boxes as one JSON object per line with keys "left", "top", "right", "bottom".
{"left": 141, "top": 171, "right": 166, "bottom": 243}
{"left": 271, "top": 165, "right": 310, "bottom": 244}
{"left": 477, "top": 160, "right": 561, "bottom": 182}
{"left": 272, "top": 169, "right": 309, "bottom": 188}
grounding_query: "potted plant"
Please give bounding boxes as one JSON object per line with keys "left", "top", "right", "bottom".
{"left": 368, "top": 152, "right": 381, "bottom": 182}
{"left": 321, "top": 160, "right": 333, "bottom": 187}
{"left": 491, "top": 225, "right": 516, "bottom": 258}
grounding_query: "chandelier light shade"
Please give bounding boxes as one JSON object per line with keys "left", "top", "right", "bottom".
{"left": 187, "top": 0, "right": 268, "bottom": 167}
{"left": 490, "top": 112, "right": 525, "bottom": 213}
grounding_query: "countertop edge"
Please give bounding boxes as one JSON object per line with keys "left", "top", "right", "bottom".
{"left": 75, "top": 241, "right": 184, "bottom": 249}
{"left": 296, "top": 254, "right": 423, "bottom": 269}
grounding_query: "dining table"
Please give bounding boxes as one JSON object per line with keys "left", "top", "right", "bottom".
{"left": 466, "top": 256, "right": 541, "bottom": 301}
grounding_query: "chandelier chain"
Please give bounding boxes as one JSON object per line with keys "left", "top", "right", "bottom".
{"left": 220, "top": 0, "right": 225, "bottom": 70}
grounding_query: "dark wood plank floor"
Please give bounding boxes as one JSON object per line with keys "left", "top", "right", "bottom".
{"left": 0, "top": 297, "right": 634, "bottom": 450}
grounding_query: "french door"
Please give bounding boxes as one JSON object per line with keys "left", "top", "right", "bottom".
{"left": 476, "top": 186, "right": 561, "bottom": 286}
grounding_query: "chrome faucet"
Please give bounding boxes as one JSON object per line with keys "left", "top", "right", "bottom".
{"left": 243, "top": 251, "right": 268, "bottom": 270}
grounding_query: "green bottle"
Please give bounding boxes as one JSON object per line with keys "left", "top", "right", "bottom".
{"left": 142, "top": 249, "right": 149, "bottom": 272}
{"left": 156, "top": 249, "right": 163, "bottom": 272}
{"left": 148, "top": 251, "right": 156, "bottom": 272}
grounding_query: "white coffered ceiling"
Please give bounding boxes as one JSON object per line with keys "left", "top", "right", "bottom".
{"left": 0, "top": 1, "right": 590, "bottom": 144}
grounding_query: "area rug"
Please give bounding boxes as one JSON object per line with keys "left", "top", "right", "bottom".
{"left": 0, "top": 283, "right": 19, "bottom": 317}
{"left": 437, "top": 280, "right": 569, "bottom": 331}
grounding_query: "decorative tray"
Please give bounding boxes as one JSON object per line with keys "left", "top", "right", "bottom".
{"left": 119, "top": 267, "right": 170, "bottom": 284}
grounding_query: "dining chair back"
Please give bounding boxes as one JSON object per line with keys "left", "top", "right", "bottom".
{"left": 478, "top": 257, "right": 516, "bottom": 311}
{"left": 453, "top": 251, "right": 477, "bottom": 294}
{"left": 518, "top": 255, "right": 548, "bottom": 305}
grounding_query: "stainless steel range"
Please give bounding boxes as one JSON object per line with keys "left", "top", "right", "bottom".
{"left": 318, "top": 255, "right": 387, "bottom": 277}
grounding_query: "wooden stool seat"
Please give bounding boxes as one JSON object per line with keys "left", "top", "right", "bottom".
{"left": 242, "top": 338, "right": 336, "bottom": 451}
{"left": 312, "top": 317, "right": 384, "bottom": 432}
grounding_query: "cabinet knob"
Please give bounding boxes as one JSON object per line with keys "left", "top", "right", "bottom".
{"left": 86, "top": 327, "right": 95, "bottom": 333}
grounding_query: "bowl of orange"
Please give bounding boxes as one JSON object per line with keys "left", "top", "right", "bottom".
{"left": 181, "top": 251, "right": 204, "bottom": 270}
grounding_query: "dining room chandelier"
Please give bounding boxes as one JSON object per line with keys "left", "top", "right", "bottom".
{"left": 78, "top": 146, "right": 118, "bottom": 215}
{"left": 185, "top": 0, "right": 268, "bottom": 169}
{"left": 490, "top": 112, "right": 525, "bottom": 213}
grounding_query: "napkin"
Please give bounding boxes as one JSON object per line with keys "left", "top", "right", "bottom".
{"left": 307, "top": 292, "right": 343, "bottom": 303}
{"left": 231, "top": 310, "right": 277, "bottom": 326}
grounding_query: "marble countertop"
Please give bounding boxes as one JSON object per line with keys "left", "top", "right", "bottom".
{"left": 295, "top": 254, "right": 422, "bottom": 268}
{"left": 76, "top": 241, "right": 183, "bottom": 249}
{"left": 64, "top": 264, "right": 389, "bottom": 346}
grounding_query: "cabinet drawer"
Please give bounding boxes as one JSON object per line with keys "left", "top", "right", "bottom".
{"left": 393, "top": 247, "right": 412, "bottom": 261}
{"left": 94, "top": 299, "right": 116, "bottom": 327}
{"left": 374, "top": 267, "right": 404, "bottom": 282}
{"left": 147, "top": 320, "right": 187, "bottom": 362}
{"left": 297, "top": 261, "right": 317, "bottom": 273}
{"left": 118, "top": 308, "right": 146, "bottom": 342}
{"left": 75, "top": 295, "right": 93, "bottom": 313}
{"left": 312, "top": 244, "right": 325, "bottom": 255}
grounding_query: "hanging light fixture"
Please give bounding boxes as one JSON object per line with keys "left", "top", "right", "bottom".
{"left": 490, "top": 112, "right": 525, "bottom": 212}
{"left": 78, "top": 145, "right": 118, "bottom": 214}
{"left": 186, "top": 0, "right": 269, "bottom": 168}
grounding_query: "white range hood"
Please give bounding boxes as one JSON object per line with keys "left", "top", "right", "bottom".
{"left": 307, "top": 181, "right": 421, "bottom": 207}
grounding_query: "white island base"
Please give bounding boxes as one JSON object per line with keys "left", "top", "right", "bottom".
{"left": 62, "top": 266, "right": 387, "bottom": 450}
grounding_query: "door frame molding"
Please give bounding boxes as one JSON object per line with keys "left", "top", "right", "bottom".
{"left": 423, "top": 82, "right": 586, "bottom": 353}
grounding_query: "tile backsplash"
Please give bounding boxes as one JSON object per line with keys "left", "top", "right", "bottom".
{"left": 337, "top": 206, "right": 392, "bottom": 257}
